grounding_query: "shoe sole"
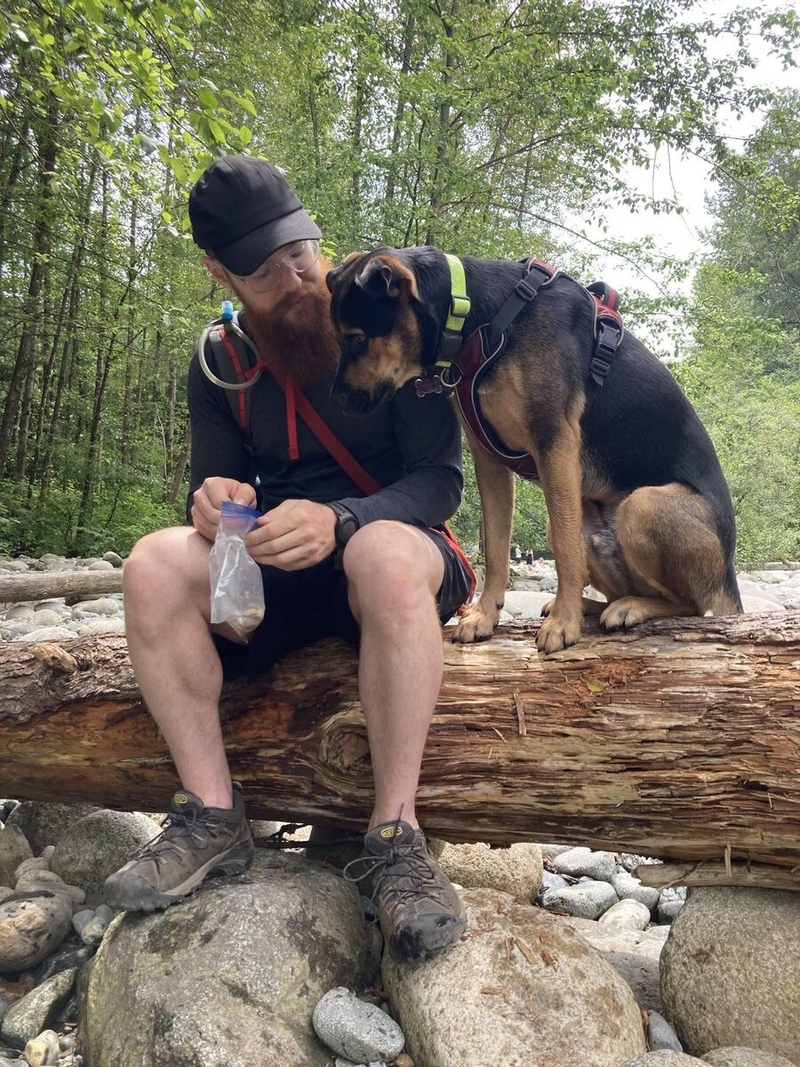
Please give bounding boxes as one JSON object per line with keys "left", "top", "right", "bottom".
{"left": 106, "top": 840, "right": 255, "bottom": 912}
{"left": 388, "top": 912, "right": 467, "bottom": 963}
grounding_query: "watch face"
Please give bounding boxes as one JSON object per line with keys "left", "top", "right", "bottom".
{"left": 338, "top": 513, "right": 358, "bottom": 546}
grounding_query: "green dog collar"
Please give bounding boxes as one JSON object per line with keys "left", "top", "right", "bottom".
{"left": 438, "top": 253, "right": 471, "bottom": 367}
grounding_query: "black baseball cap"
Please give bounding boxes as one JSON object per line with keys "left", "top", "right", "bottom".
{"left": 188, "top": 155, "right": 322, "bottom": 276}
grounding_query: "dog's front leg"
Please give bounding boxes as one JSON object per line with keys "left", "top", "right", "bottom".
{"left": 536, "top": 422, "right": 586, "bottom": 653}
{"left": 452, "top": 431, "right": 514, "bottom": 644}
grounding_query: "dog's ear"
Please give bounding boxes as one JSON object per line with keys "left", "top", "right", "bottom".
{"left": 355, "top": 257, "right": 401, "bottom": 300}
{"left": 326, "top": 252, "right": 367, "bottom": 293}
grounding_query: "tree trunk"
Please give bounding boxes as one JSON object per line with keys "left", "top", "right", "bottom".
{"left": 0, "top": 97, "right": 58, "bottom": 477}
{"left": 0, "top": 571, "right": 122, "bottom": 603}
{"left": 1, "top": 613, "right": 798, "bottom": 885}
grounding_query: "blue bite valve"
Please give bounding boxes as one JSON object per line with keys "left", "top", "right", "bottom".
{"left": 221, "top": 299, "right": 234, "bottom": 322}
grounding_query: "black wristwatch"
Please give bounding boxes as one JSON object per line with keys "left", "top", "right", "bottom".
{"left": 326, "top": 502, "right": 360, "bottom": 551}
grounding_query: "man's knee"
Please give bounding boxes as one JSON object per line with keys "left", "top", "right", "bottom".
{"left": 344, "top": 521, "right": 442, "bottom": 619}
{"left": 123, "top": 526, "right": 210, "bottom": 608}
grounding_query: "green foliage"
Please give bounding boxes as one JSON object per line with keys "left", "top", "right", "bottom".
{"left": 0, "top": 481, "right": 185, "bottom": 558}
{"left": 0, "top": 0, "right": 799, "bottom": 567}
{"left": 677, "top": 90, "right": 800, "bottom": 566}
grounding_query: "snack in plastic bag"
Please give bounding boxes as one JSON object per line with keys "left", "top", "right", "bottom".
{"left": 208, "top": 500, "right": 265, "bottom": 641}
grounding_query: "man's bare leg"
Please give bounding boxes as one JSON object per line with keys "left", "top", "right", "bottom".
{"left": 344, "top": 521, "right": 445, "bottom": 830}
{"left": 122, "top": 526, "right": 234, "bottom": 810}
{"left": 342, "top": 521, "right": 466, "bottom": 961}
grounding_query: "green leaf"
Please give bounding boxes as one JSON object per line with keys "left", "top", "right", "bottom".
{"left": 197, "top": 87, "right": 218, "bottom": 110}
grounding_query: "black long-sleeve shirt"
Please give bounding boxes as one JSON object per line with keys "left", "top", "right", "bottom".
{"left": 186, "top": 347, "right": 463, "bottom": 529}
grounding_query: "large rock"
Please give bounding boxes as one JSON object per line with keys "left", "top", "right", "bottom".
{"left": 561, "top": 915, "right": 667, "bottom": 1012}
{"left": 621, "top": 1055, "right": 706, "bottom": 1066}
{"left": 79, "top": 850, "right": 372, "bottom": 1067}
{"left": 0, "top": 825, "right": 34, "bottom": 887}
{"left": 703, "top": 1050, "right": 798, "bottom": 1067}
{"left": 0, "top": 967, "right": 76, "bottom": 1049}
{"left": 383, "top": 887, "right": 646, "bottom": 1067}
{"left": 437, "top": 841, "right": 543, "bottom": 899}
{"left": 660, "top": 887, "right": 800, "bottom": 1064}
{"left": 0, "top": 893, "right": 73, "bottom": 971}
{"left": 49, "top": 810, "right": 159, "bottom": 899}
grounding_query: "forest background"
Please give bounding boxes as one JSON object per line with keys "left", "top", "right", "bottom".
{"left": 0, "top": 0, "right": 798, "bottom": 566}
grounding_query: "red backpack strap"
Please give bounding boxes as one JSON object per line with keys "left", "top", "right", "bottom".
{"left": 438, "top": 522, "right": 477, "bottom": 613}
{"left": 273, "top": 370, "right": 477, "bottom": 612}
{"left": 270, "top": 366, "right": 382, "bottom": 495}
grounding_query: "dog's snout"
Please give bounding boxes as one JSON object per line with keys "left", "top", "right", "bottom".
{"left": 330, "top": 377, "right": 395, "bottom": 415}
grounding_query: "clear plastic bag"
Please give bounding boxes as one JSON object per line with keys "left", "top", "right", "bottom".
{"left": 208, "top": 501, "right": 265, "bottom": 641}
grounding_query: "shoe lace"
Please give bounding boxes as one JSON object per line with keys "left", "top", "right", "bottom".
{"left": 134, "top": 807, "right": 219, "bottom": 862}
{"left": 342, "top": 818, "right": 441, "bottom": 910}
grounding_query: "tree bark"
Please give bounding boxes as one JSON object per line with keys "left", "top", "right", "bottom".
{"left": 1, "top": 613, "right": 798, "bottom": 885}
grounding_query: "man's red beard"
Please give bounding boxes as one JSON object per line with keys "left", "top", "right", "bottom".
{"left": 240, "top": 259, "right": 341, "bottom": 390}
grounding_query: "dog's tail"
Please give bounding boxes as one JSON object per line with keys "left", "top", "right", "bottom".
{"left": 706, "top": 560, "right": 744, "bottom": 615}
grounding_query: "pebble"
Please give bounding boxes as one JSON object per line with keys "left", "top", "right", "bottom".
{"left": 312, "top": 988, "right": 405, "bottom": 1063}
{"left": 538, "top": 870, "right": 570, "bottom": 897}
{"left": 540, "top": 879, "right": 618, "bottom": 919}
{"left": 22, "top": 1029, "right": 59, "bottom": 1066}
{"left": 611, "top": 870, "right": 661, "bottom": 912}
{"left": 658, "top": 886, "right": 687, "bottom": 924}
{"left": 0, "top": 825, "right": 34, "bottom": 886}
{"left": 598, "top": 897, "right": 651, "bottom": 931}
{"left": 647, "top": 1010, "right": 684, "bottom": 1052}
{"left": 553, "top": 846, "right": 616, "bottom": 882}
{"left": 14, "top": 872, "right": 85, "bottom": 907}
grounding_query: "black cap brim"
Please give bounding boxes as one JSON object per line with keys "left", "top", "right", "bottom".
{"left": 212, "top": 208, "right": 322, "bottom": 276}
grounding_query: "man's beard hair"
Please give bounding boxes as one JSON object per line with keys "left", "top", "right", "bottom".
{"left": 242, "top": 259, "right": 340, "bottom": 389}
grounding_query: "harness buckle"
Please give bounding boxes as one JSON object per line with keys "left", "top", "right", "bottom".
{"left": 589, "top": 321, "right": 622, "bottom": 388}
{"left": 514, "top": 277, "right": 539, "bottom": 302}
{"left": 439, "top": 328, "right": 464, "bottom": 362}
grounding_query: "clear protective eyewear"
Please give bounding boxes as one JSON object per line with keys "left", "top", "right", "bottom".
{"left": 234, "top": 238, "right": 321, "bottom": 293}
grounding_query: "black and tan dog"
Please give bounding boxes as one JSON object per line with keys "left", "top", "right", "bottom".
{"left": 326, "top": 247, "right": 742, "bottom": 654}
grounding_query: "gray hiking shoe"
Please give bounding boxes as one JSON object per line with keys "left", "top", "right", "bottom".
{"left": 104, "top": 784, "right": 254, "bottom": 912}
{"left": 343, "top": 819, "right": 466, "bottom": 963}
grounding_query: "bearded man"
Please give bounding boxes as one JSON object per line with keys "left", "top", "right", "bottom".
{"left": 104, "top": 155, "right": 473, "bottom": 964}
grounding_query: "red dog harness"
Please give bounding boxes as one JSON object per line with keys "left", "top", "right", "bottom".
{"left": 415, "top": 259, "right": 624, "bottom": 482}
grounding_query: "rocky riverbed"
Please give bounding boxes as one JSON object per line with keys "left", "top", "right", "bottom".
{"left": 2, "top": 553, "right": 800, "bottom": 641}
{"left": 1, "top": 805, "right": 799, "bottom": 1067}
{"left": 1, "top": 554, "right": 798, "bottom": 1066}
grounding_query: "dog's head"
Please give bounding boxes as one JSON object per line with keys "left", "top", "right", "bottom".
{"left": 326, "top": 248, "right": 446, "bottom": 414}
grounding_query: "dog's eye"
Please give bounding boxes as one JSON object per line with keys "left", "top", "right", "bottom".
{"left": 344, "top": 333, "right": 368, "bottom": 355}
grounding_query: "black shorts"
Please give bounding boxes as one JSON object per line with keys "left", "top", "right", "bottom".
{"left": 214, "top": 526, "right": 473, "bottom": 682}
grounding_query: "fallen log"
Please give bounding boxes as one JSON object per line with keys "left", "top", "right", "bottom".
{"left": 1, "top": 612, "right": 799, "bottom": 889}
{"left": 0, "top": 570, "right": 123, "bottom": 603}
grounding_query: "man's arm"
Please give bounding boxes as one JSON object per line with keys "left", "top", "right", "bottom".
{"left": 186, "top": 351, "right": 257, "bottom": 538}
{"left": 332, "top": 382, "right": 463, "bottom": 530}
{"left": 245, "top": 382, "right": 463, "bottom": 571}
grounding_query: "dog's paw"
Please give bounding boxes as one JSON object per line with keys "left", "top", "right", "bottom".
{"left": 452, "top": 604, "right": 499, "bottom": 644}
{"left": 536, "top": 613, "right": 582, "bottom": 654}
{"left": 542, "top": 596, "right": 605, "bottom": 619}
{"left": 600, "top": 597, "right": 650, "bottom": 630}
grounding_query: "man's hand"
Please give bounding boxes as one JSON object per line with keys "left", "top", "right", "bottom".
{"left": 191, "top": 477, "right": 257, "bottom": 541}
{"left": 246, "top": 499, "right": 337, "bottom": 571}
